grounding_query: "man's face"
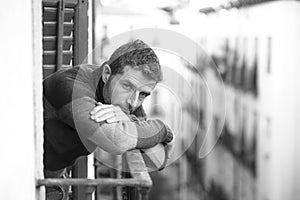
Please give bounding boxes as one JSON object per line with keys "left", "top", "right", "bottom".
{"left": 103, "top": 65, "right": 157, "bottom": 114}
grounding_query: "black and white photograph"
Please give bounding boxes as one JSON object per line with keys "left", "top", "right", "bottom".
{"left": 0, "top": 0, "right": 300, "bottom": 200}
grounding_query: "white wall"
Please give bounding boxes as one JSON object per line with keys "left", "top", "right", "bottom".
{"left": 0, "top": 0, "right": 43, "bottom": 199}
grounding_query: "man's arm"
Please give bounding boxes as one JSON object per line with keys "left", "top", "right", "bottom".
{"left": 89, "top": 101, "right": 175, "bottom": 171}
{"left": 57, "top": 96, "right": 172, "bottom": 155}
{"left": 90, "top": 103, "right": 173, "bottom": 148}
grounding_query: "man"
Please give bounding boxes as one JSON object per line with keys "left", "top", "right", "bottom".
{"left": 43, "top": 39, "right": 174, "bottom": 199}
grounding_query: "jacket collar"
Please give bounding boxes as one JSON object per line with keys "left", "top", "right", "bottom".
{"left": 92, "top": 65, "right": 105, "bottom": 103}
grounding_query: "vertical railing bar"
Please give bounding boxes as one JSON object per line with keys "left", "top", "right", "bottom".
{"left": 140, "top": 187, "right": 150, "bottom": 200}
{"left": 72, "top": 157, "right": 89, "bottom": 200}
{"left": 94, "top": 157, "right": 99, "bottom": 200}
{"left": 56, "top": 0, "right": 65, "bottom": 71}
{"left": 85, "top": 186, "right": 95, "bottom": 200}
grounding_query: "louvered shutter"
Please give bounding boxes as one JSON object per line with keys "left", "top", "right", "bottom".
{"left": 42, "top": 0, "right": 88, "bottom": 79}
{"left": 41, "top": 1, "right": 89, "bottom": 200}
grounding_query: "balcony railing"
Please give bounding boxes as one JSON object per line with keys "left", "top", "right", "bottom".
{"left": 36, "top": 149, "right": 152, "bottom": 200}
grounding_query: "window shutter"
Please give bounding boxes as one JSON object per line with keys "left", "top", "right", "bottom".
{"left": 41, "top": 1, "right": 89, "bottom": 200}
{"left": 42, "top": 0, "right": 87, "bottom": 79}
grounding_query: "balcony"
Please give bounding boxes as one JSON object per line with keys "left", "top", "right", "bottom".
{"left": 36, "top": 149, "right": 152, "bottom": 200}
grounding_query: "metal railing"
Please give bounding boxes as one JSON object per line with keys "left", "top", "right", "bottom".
{"left": 36, "top": 149, "right": 152, "bottom": 200}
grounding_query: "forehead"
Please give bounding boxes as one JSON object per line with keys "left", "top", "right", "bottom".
{"left": 116, "top": 65, "right": 157, "bottom": 92}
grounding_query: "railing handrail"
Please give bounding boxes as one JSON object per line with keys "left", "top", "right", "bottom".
{"left": 36, "top": 177, "right": 149, "bottom": 187}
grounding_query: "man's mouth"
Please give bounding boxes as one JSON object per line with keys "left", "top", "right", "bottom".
{"left": 119, "top": 106, "right": 130, "bottom": 115}
{"left": 128, "top": 105, "right": 135, "bottom": 114}
{"left": 119, "top": 105, "right": 135, "bottom": 115}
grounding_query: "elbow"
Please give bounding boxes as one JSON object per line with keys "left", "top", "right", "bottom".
{"left": 87, "top": 132, "right": 132, "bottom": 155}
{"left": 109, "top": 139, "right": 135, "bottom": 155}
{"left": 109, "top": 122, "right": 138, "bottom": 154}
{"left": 89, "top": 136, "right": 129, "bottom": 155}
{"left": 107, "top": 146, "right": 127, "bottom": 155}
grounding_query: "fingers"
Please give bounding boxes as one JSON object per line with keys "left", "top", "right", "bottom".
{"left": 106, "top": 117, "right": 118, "bottom": 123}
{"left": 162, "top": 125, "right": 175, "bottom": 160}
{"left": 92, "top": 110, "right": 116, "bottom": 122}
{"left": 165, "top": 140, "right": 175, "bottom": 158}
{"left": 106, "top": 108, "right": 131, "bottom": 123}
{"left": 90, "top": 103, "right": 116, "bottom": 122}
{"left": 91, "top": 105, "right": 114, "bottom": 120}
{"left": 162, "top": 125, "right": 174, "bottom": 144}
{"left": 159, "top": 140, "right": 175, "bottom": 171}
{"left": 165, "top": 133, "right": 175, "bottom": 158}
{"left": 90, "top": 103, "right": 130, "bottom": 123}
{"left": 90, "top": 103, "right": 114, "bottom": 116}
{"left": 164, "top": 132, "right": 173, "bottom": 143}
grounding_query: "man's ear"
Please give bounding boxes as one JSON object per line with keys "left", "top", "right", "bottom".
{"left": 102, "top": 64, "right": 112, "bottom": 83}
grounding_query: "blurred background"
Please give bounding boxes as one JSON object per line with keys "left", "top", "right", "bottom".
{"left": 1, "top": 0, "right": 300, "bottom": 200}
{"left": 91, "top": 1, "right": 300, "bottom": 200}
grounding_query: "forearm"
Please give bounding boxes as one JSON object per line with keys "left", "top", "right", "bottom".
{"left": 87, "top": 122, "right": 137, "bottom": 154}
{"left": 129, "top": 115, "right": 168, "bottom": 149}
{"left": 87, "top": 118, "right": 169, "bottom": 153}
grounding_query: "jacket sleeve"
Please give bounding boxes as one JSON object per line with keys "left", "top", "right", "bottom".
{"left": 56, "top": 96, "right": 169, "bottom": 155}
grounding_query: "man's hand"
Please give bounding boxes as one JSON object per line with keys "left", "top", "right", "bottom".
{"left": 90, "top": 102, "right": 130, "bottom": 123}
{"left": 162, "top": 125, "right": 174, "bottom": 145}
{"left": 159, "top": 126, "right": 176, "bottom": 171}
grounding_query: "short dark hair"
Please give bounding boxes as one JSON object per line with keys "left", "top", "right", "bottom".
{"left": 106, "top": 39, "right": 163, "bottom": 82}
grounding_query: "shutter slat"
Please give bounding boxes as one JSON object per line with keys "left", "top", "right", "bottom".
{"left": 43, "top": 7, "right": 74, "bottom": 22}
{"left": 44, "top": 21, "right": 73, "bottom": 26}
{"left": 43, "top": 22, "right": 74, "bottom": 36}
{"left": 44, "top": 7, "right": 74, "bottom": 13}
{"left": 43, "top": 65, "right": 72, "bottom": 69}
{"left": 43, "top": 51, "right": 73, "bottom": 65}
{"left": 43, "top": 36, "right": 73, "bottom": 50}
{"left": 43, "top": 36, "right": 73, "bottom": 41}
{"left": 42, "top": 55, "right": 73, "bottom": 65}
{"left": 43, "top": 50, "right": 73, "bottom": 56}
{"left": 42, "top": 0, "right": 77, "bottom": 7}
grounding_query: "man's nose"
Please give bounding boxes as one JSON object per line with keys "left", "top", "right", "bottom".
{"left": 127, "top": 91, "right": 140, "bottom": 109}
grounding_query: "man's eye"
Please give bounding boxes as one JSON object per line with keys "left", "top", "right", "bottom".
{"left": 139, "top": 93, "right": 147, "bottom": 100}
{"left": 123, "top": 84, "right": 131, "bottom": 90}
